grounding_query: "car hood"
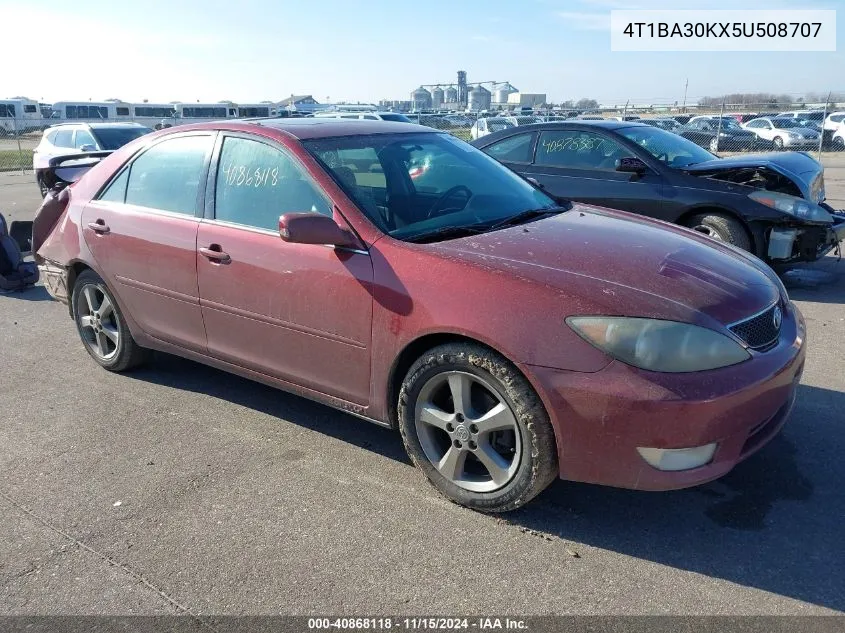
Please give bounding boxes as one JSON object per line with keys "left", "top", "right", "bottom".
{"left": 684, "top": 152, "right": 825, "bottom": 203}
{"left": 431, "top": 205, "right": 779, "bottom": 327}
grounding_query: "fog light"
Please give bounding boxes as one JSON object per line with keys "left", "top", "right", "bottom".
{"left": 636, "top": 443, "right": 717, "bottom": 472}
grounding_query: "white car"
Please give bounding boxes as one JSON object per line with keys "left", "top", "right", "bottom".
{"left": 311, "top": 111, "right": 412, "bottom": 122}
{"left": 823, "top": 111, "right": 845, "bottom": 133}
{"left": 470, "top": 116, "right": 543, "bottom": 140}
{"left": 33, "top": 122, "right": 151, "bottom": 196}
{"left": 742, "top": 117, "right": 821, "bottom": 150}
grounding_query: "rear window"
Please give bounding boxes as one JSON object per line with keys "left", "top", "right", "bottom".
{"left": 91, "top": 126, "right": 151, "bottom": 150}
{"left": 380, "top": 114, "right": 412, "bottom": 123}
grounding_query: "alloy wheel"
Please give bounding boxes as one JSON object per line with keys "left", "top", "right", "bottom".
{"left": 75, "top": 283, "right": 121, "bottom": 361}
{"left": 414, "top": 371, "right": 522, "bottom": 493}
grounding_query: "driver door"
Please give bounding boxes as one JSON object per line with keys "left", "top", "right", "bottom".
{"left": 519, "top": 129, "right": 666, "bottom": 219}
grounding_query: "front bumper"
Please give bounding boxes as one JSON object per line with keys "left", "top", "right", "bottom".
{"left": 523, "top": 303, "right": 806, "bottom": 491}
{"left": 766, "top": 210, "right": 845, "bottom": 263}
{"left": 783, "top": 137, "right": 820, "bottom": 149}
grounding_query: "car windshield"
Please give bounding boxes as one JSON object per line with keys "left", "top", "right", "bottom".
{"left": 618, "top": 125, "right": 716, "bottom": 168}
{"left": 718, "top": 118, "right": 743, "bottom": 130}
{"left": 91, "top": 126, "right": 151, "bottom": 150}
{"left": 772, "top": 118, "right": 802, "bottom": 129}
{"left": 303, "top": 132, "right": 559, "bottom": 242}
{"left": 487, "top": 119, "right": 516, "bottom": 132}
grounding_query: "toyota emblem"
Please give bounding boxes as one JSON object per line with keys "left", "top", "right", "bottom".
{"left": 772, "top": 305, "right": 783, "bottom": 330}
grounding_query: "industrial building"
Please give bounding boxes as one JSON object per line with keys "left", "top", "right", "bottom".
{"left": 399, "top": 72, "right": 544, "bottom": 112}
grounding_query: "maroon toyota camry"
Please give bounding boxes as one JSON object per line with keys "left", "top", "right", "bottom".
{"left": 34, "top": 119, "right": 806, "bottom": 512}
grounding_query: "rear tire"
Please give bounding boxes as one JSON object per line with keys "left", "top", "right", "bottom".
{"left": 71, "top": 270, "right": 149, "bottom": 372}
{"left": 37, "top": 175, "right": 48, "bottom": 198}
{"left": 685, "top": 212, "right": 752, "bottom": 252}
{"left": 398, "top": 342, "right": 558, "bottom": 513}
{"left": 834, "top": 136, "right": 845, "bottom": 152}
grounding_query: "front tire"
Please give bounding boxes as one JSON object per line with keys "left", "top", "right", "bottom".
{"left": 773, "top": 136, "right": 785, "bottom": 150}
{"left": 398, "top": 343, "right": 558, "bottom": 513}
{"left": 72, "top": 270, "right": 148, "bottom": 371}
{"left": 685, "top": 212, "right": 752, "bottom": 252}
{"left": 709, "top": 137, "right": 719, "bottom": 152}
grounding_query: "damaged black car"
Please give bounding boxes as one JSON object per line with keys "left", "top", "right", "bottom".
{"left": 471, "top": 120, "right": 845, "bottom": 266}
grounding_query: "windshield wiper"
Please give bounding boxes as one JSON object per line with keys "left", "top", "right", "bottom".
{"left": 404, "top": 224, "right": 489, "bottom": 244}
{"left": 487, "top": 204, "right": 571, "bottom": 231}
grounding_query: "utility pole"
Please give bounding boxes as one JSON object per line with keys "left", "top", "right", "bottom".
{"left": 682, "top": 78, "right": 689, "bottom": 113}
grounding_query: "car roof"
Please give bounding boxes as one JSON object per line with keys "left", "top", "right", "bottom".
{"left": 471, "top": 120, "right": 649, "bottom": 145}
{"left": 47, "top": 121, "right": 149, "bottom": 130}
{"left": 253, "top": 117, "right": 432, "bottom": 139}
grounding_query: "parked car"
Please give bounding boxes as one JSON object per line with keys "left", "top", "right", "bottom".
{"left": 471, "top": 120, "right": 844, "bottom": 265}
{"left": 33, "top": 122, "right": 151, "bottom": 197}
{"left": 779, "top": 110, "right": 826, "bottom": 125}
{"left": 831, "top": 125, "right": 845, "bottom": 150}
{"left": 641, "top": 118, "right": 682, "bottom": 132}
{"left": 823, "top": 111, "right": 845, "bottom": 132}
{"left": 679, "top": 117, "right": 765, "bottom": 152}
{"left": 742, "top": 117, "right": 821, "bottom": 150}
{"left": 470, "top": 116, "right": 541, "bottom": 140}
{"left": 312, "top": 111, "right": 413, "bottom": 123}
{"left": 34, "top": 118, "right": 807, "bottom": 512}
{"left": 672, "top": 115, "right": 693, "bottom": 125}
{"left": 728, "top": 113, "right": 761, "bottom": 124}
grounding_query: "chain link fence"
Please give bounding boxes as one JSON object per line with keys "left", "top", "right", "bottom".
{"left": 3, "top": 99, "right": 844, "bottom": 173}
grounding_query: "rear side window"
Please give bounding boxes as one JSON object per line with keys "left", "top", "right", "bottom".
{"left": 484, "top": 133, "right": 535, "bottom": 163}
{"left": 535, "top": 130, "right": 632, "bottom": 170}
{"left": 24, "top": 104, "right": 37, "bottom": 113}
{"left": 116, "top": 107, "right": 130, "bottom": 116}
{"left": 214, "top": 136, "right": 330, "bottom": 231}
{"left": 124, "top": 135, "right": 212, "bottom": 215}
{"left": 99, "top": 169, "right": 130, "bottom": 203}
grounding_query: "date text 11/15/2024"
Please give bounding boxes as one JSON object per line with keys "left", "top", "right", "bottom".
{"left": 307, "top": 617, "right": 529, "bottom": 630}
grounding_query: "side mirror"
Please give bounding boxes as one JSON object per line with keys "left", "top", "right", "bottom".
{"left": 616, "top": 157, "right": 649, "bottom": 174}
{"left": 79, "top": 144, "right": 96, "bottom": 152}
{"left": 279, "top": 212, "right": 360, "bottom": 249}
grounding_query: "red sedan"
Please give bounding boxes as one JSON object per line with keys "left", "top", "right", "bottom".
{"left": 34, "top": 119, "right": 806, "bottom": 512}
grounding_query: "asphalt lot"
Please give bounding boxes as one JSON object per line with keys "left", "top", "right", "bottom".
{"left": 1, "top": 169, "right": 844, "bottom": 616}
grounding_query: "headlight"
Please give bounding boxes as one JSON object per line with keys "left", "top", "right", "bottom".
{"left": 749, "top": 190, "right": 833, "bottom": 222}
{"left": 567, "top": 317, "right": 750, "bottom": 373}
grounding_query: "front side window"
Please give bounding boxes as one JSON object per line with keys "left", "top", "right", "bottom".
{"left": 535, "top": 130, "right": 633, "bottom": 170}
{"left": 54, "top": 130, "right": 74, "bottom": 147}
{"left": 74, "top": 130, "right": 97, "bottom": 149}
{"left": 215, "top": 137, "right": 330, "bottom": 231}
{"left": 484, "top": 133, "right": 535, "bottom": 163}
{"left": 305, "top": 132, "right": 555, "bottom": 240}
{"left": 24, "top": 104, "right": 37, "bottom": 113}
{"left": 123, "top": 135, "right": 212, "bottom": 215}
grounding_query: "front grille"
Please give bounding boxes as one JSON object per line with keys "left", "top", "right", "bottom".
{"left": 729, "top": 303, "right": 781, "bottom": 351}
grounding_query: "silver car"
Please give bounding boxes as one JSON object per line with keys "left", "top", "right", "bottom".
{"left": 742, "top": 117, "right": 821, "bottom": 150}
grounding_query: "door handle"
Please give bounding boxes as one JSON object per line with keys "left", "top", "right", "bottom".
{"left": 199, "top": 245, "right": 231, "bottom": 263}
{"left": 87, "top": 220, "right": 110, "bottom": 234}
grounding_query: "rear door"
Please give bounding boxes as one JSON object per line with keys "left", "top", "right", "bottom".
{"left": 81, "top": 132, "right": 215, "bottom": 352}
{"left": 196, "top": 133, "right": 374, "bottom": 405}
{"left": 518, "top": 128, "right": 666, "bottom": 217}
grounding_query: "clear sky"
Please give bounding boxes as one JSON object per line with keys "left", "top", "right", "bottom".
{"left": 3, "top": 0, "right": 842, "bottom": 106}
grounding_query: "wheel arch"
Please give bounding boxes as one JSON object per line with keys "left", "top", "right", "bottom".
{"left": 676, "top": 205, "right": 760, "bottom": 256}
{"left": 386, "top": 332, "right": 527, "bottom": 430}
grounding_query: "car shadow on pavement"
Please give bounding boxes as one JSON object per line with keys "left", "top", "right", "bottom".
{"left": 508, "top": 382, "right": 844, "bottom": 613}
{"left": 0, "top": 285, "right": 52, "bottom": 301}
{"left": 129, "top": 352, "right": 412, "bottom": 465}
{"left": 129, "top": 351, "right": 844, "bottom": 611}
{"left": 780, "top": 258, "right": 844, "bottom": 304}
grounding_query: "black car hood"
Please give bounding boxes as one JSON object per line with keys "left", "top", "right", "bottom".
{"left": 684, "top": 151, "right": 825, "bottom": 203}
